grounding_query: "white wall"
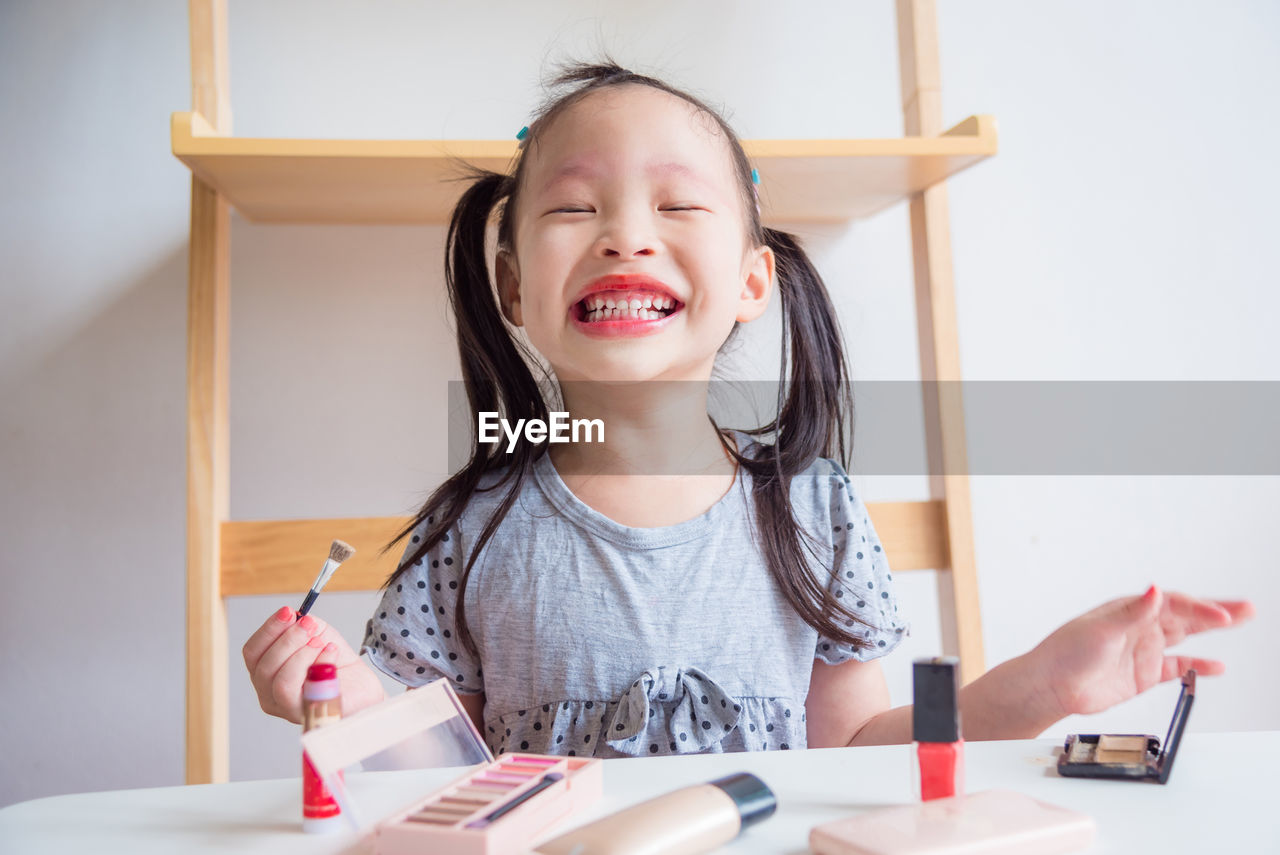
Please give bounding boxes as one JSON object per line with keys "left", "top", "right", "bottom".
{"left": 2, "top": 0, "right": 1275, "bottom": 807}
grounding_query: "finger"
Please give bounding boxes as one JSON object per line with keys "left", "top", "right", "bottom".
{"left": 313, "top": 626, "right": 359, "bottom": 666}
{"left": 271, "top": 635, "right": 329, "bottom": 717}
{"left": 242, "top": 606, "right": 297, "bottom": 672}
{"left": 1159, "top": 592, "right": 1234, "bottom": 642}
{"left": 1212, "top": 599, "right": 1257, "bottom": 623}
{"left": 314, "top": 642, "right": 340, "bottom": 667}
{"left": 1161, "top": 654, "right": 1225, "bottom": 682}
{"left": 251, "top": 614, "right": 327, "bottom": 693}
{"left": 1166, "top": 591, "right": 1233, "bottom": 623}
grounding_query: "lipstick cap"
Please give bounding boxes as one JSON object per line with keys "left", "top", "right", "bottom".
{"left": 913, "top": 657, "right": 961, "bottom": 742}
{"left": 709, "top": 772, "right": 777, "bottom": 831}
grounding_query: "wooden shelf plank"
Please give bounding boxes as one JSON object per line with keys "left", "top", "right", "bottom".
{"left": 171, "top": 112, "right": 996, "bottom": 225}
{"left": 218, "top": 500, "right": 947, "bottom": 597}
{"left": 221, "top": 516, "right": 408, "bottom": 596}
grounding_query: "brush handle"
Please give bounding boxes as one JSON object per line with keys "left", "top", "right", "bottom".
{"left": 296, "top": 589, "right": 319, "bottom": 619}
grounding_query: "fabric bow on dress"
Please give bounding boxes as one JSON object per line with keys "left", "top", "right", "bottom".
{"left": 604, "top": 665, "right": 741, "bottom": 756}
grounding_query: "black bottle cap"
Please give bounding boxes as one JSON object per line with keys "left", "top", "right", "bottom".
{"left": 709, "top": 772, "right": 777, "bottom": 831}
{"left": 913, "top": 657, "right": 961, "bottom": 742}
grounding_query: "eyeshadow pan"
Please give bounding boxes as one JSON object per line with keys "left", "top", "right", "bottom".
{"left": 465, "top": 778, "right": 514, "bottom": 793}
{"left": 510, "top": 755, "right": 559, "bottom": 766}
{"left": 440, "top": 795, "right": 492, "bottom": 808}
{"left": 412, "top": 812, "right": 470, "bottom": 823}
{"left": 1066, "top": 740, "right": 1096, "bottom": 764}
{"left": 501, "top": 763, "right": 549, "bottom": 774}
{"left": 415, "top": 803, "right": 475, "bottom": 816}
{"left": 1095, "top": 735, "right": 1149, "bottom": 764}
{"left": 457, "top": 786, "right": 505, "bottom": 799}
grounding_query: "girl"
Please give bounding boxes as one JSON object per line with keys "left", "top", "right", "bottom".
{"left": 243, "top": 62, "right": 1254, "bottom": 757}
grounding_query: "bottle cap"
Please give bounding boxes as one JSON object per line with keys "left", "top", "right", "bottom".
{"left": 913, "top": 657, "right": 961, "bottom": 742}
{"left": 709, "top": 772, "right": 776, "bottom": 831}
{"left": 307, "top": 663, "right": 338, "bottom": 682}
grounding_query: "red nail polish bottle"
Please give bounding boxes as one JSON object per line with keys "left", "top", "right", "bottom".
{"left": 913, "top": 656, "right": 963, "bottom": 801}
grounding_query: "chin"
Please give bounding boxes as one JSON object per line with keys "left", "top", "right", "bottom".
{"left": 572, "top": 362, "right": 711, "bottom": 387}
{"left": 573, "top": 366, "right": 670, "bottom": 385}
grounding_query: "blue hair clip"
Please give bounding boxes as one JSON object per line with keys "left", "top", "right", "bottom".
{"left": 751, "top": 167, "right": 761, "bottom": 216}
{"left": 516, "top": 126, "right": 530, "bottom": 149}
{"left": 751, "top": 168, "right": 760, "bottom": 185}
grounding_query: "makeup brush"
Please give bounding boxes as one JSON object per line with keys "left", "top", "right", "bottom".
{"left": 296, "top": 539, "right": 356, "bottom": 619}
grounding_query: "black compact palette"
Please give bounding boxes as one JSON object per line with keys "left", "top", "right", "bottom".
{"left": 1057, "top": 670, "right": 1195, "bottom": 784}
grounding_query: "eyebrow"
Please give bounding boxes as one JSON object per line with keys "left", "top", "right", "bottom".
{"left": 536, "top": 159, "right": 715, "bottom": 194}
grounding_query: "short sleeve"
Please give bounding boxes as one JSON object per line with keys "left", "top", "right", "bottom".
{"left": 360, "top": 516, "right": 484, "bottom": 694}
{"left": 814, "top": 460, "right": 909, "bottom": 665}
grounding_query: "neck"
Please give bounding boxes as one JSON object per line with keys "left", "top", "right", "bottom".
{"left": 548, "top": 379, "right": 734, "bottom": 478}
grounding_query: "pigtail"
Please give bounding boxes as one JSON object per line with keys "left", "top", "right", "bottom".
{"left": 450, "top": 169, "right": 550, "bottom": 446}
{"left": 763, "top": 227, "right": 853, "bottom": 468}
{"left": 724, "top": 227, "right": 875, "bottom": 654}
{"left": 382, "top": 168, "right": 548, "bottom": 659}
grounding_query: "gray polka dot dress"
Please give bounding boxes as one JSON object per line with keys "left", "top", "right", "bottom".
{"left": 362, "top": 430, "right": 908, "bottom": 758}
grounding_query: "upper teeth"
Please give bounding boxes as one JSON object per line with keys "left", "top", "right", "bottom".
{"left": 584, "top": 295, "right": 674, "bottom": 311}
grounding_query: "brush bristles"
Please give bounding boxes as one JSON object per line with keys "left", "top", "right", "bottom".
{"left": 329, "top": 539, "right": 355, "bottom": 563}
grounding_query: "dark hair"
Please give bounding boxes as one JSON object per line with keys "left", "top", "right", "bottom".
{"left": 383, "top": 59, "right": 872, "bottom": 661}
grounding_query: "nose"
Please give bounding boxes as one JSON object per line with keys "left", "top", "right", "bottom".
{"left": 594, "top": 208, "right": 658, "bottom": 259}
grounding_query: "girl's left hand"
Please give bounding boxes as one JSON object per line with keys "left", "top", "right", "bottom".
{"left": 1031, "top": 586, "right": 1255, "bottom": 718}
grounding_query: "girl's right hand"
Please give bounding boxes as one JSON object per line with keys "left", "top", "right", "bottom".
{"left": 242, "top": 606, "right": 386, "bottom": 723}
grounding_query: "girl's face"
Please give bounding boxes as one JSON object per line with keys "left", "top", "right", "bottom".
{"left": 497, "top": 84, "right": 774, "bottom": 384}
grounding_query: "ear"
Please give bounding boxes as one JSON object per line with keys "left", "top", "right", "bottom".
{"left": 735, "top": 243, "right": 775, "bottom": 323}
{"left": 495, "top": 250, "right": 524, "bottom": 327}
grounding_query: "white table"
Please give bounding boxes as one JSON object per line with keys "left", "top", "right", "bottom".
{"left": 3, "top": 733, "right": 1277, "bottom": 853}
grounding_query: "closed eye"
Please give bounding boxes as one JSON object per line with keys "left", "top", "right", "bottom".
{"left": 545, "top": 205, "right": 706, "bottom": 214}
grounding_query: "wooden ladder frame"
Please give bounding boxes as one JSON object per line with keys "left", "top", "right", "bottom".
{"left": 897, "top": 0, "right": 986, "bottom": 692}
{"left": 181, "top": 0, "right": 985, "bottom": 785}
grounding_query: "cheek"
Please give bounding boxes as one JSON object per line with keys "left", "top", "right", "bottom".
{"left": 518, "top": 237, "right": 578, "bottom": 294}
{"left": 520, "top": 289, "right": 563, "bottom": 325}
{"left": 703, "top": 229, "right": 754, "bottom": 293}
{"left": 522, "top": 222, "right": 582, "bottom": 258}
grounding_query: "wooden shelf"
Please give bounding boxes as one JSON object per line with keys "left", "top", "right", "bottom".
{"left": 171, "top": 111, "right": 997, "bottom": 224}
{"left": 218, "top": 500, "right": 948, "bottom": 597}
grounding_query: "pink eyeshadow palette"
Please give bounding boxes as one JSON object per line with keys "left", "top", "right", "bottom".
{"left": 375, "top": 753, "right": 603, "bottom": 855}
{"left": 301, "top": 680, "right": 602, "bottom": 855}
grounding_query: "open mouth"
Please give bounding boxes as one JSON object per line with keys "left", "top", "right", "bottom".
{"left": 572, "top": 291, "right": 684, "bottom": 323}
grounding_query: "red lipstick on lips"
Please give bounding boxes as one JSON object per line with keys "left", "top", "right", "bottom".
{"left": 570, "top": 274, "right": 684, "bottom": 339}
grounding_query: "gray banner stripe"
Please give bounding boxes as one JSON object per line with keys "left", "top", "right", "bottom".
{"left": 448, "top": 381, "right": 1280, "bottom": 475}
